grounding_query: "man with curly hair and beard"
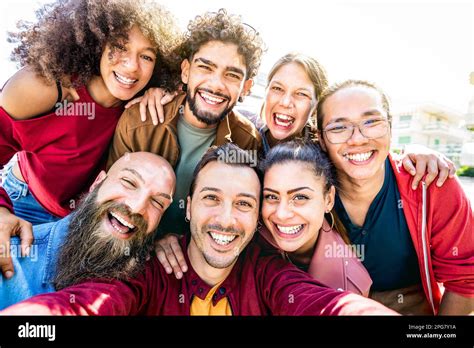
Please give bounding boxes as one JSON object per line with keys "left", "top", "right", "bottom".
{"left": 0, "top": 152, "right": 176, "bottom": 309}
{"left": 0, "top": 0, "right": 182, "bottom": 278}
{"left": 107, "top": 9, "right": 265, "bottom": 244}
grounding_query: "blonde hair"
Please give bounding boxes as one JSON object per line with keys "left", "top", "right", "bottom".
{"left": 262, "top": 52, "right": 328, "bottom": 128}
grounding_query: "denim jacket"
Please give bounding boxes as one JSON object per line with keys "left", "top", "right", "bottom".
{"left": 0, "top": 215, "right": 71, "bottom": 309}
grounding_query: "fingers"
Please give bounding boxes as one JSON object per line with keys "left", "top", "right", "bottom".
{"left": 160, "top": 91, "right": 178, "bottom": 105}
{"left": 124, "top": 96, "right": 143, "bottom": 109}
{"left": 0, "top": 236, "right": 13, "bottom": 279}
{"left": 162, "top": 244, "right": 183, "bottom": 279}
{"left": 156, "top": 101, "right": 165, "bottom": 124}
{"left": 434, "top": 155, "right": 452, "bottom": 187}
{"left": 402, "top": 156, "right": 417, "bottom": 176}
{"left": 139, "top": 97, "right": 148, "bottom": 123}
{"left": 147, "top": 96, "right": 159, "bottom": 126}
{"left": 445, "top": 157, "right": 457, "bottom": 178}
{"left": 155, "top": 244, "right": 173, "bottom": 275}
{"left": 170, "top": 237, "right": 188, "bottom": 274}
{"left": 424, "top": 159, "right": 439, "bottom": 188}
{"left": 412, "top": 157, "right": 427, "bottom": 190}
{"left": 19, "top": 220, "right": 33, "bottom": 257}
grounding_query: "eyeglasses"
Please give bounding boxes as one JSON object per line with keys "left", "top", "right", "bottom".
{"left": 322, "top": 118, "right": 389, "bottom": 144}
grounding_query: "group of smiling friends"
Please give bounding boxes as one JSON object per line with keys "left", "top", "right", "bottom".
{"left": 0, "top": 0, "right": 472, "bottom": 316}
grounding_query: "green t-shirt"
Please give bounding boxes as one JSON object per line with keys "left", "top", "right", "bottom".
{"left": 157, "top": 114, "right": 217, "bottom": 235}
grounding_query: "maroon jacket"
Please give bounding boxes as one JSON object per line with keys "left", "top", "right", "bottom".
{"left": 2, "top": 236, "right": 395, "bottom": 315}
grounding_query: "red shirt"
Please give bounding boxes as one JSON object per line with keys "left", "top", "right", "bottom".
{"left": 2, "top": 236, "right": 395, "bottom": 316}
{"left": 389, "top": 155, "right": 474, "bottom": 314}
{"left": 0, "top": 86, "right": 123, "bottom": 217}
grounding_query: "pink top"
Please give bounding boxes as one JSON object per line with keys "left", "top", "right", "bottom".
{"left": 0, "top": 85, "right": 123, "bottom": 217}
{"left": 259, "top": 219, "right": 373, "bottom": 297}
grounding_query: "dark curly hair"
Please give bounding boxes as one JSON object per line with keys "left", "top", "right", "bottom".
{"left": 181, "top": 9, "right": 266, "bottom": 79}
{"left": 8, "top": 0, "right": 183, "bottom": 91}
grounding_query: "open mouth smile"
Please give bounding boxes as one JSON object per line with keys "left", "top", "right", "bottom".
{"left": 114, "top": 71, "right": 138, "bottom": 86}
{"left": 198, "top": 90, "right": 229, "bottom": 106}
{"left": 273, "top": 223, "right": 305, "bottom": 239}
{"left": 107, "top": 210, "right": 137, "bottom": 239}
{"left": 342, "top": 150, "right": 375, "bottom": 164}
{"left": 273, "top": 113, "right": 295, "bottom": 128}
{"left": 207, "top": 230, "right": 239, "bottom": 250}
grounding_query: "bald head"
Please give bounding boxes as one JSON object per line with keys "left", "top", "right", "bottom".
{"left": 90, "top": 152, "right": 176, "bottom": 235}
{"left": 109, "top": 152, "right": 176, "bottom": 193}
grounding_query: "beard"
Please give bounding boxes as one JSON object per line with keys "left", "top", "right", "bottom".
{"left": 190, "top": 221, "right": 247, "bottom": 269}
{"left": 186, "top": 87, "right": 235, "bottom": 126}
{"left": 54, "top": 185, "right": 154, "bottom": 290}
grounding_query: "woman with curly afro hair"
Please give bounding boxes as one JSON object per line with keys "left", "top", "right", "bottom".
{"left": 0, "top": 0, "right": 183, "bottom": 278}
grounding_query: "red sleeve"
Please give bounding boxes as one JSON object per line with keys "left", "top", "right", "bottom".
{"left": 428, "top": 177, "right": 474, "bottom": 297}
{"left": 0, "top": 108, "right": 22, "bottom": 213}
{"left": 0, "top": 261, "right": 155, "bottom": 315}
{"left": 257, "top": 255, "right": 397, "bottom": 315}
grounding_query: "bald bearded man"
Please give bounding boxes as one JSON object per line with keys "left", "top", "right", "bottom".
{"left": 0, "top": 152, "right": 175, "bottom": 309}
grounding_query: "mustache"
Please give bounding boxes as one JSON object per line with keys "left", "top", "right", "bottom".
{"left": 206, "top": 223, "right": 243, "bottom": 235}
{"left": 196, "top": 87, "right": 230, "bottom": 101}
{"left": 105, "top": 201, "right": 148, "bottom": 233}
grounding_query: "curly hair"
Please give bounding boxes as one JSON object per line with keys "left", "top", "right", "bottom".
{"left": 182, "top": 9, "right": 266, "bottom": 79}
{"left": 8, "top": 0, "right": 183, "bottom": 91}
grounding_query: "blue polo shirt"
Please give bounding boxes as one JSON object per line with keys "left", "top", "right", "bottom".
{"left": 334, "top": 159, "right": 421, "bottom": 291}
{"left": 0, "top": 215, "right": 71, "bottom": 309}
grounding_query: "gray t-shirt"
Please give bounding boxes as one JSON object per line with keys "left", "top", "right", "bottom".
{"left": 158, "top": 114, "right": 217, "bottom": 235}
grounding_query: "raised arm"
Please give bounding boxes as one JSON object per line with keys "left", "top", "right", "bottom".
{"left": 258, "top": 256, "right": 397, "bottom": 315}
{"left": 0, "top": 264, "right": 153, "bottom": 315}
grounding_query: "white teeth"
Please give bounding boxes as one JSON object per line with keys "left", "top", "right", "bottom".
{"left": 110, "top": 211, "right": 135, "bottom": 229}
{"left": 277, "top": 224, "right": 303, "bottom": 235}
{"left": 275, "top": 113, "right": 293, "bottom": 121}
{"left": 274, "top": 113, "right": 294, "bottom": 127}
{"left": 111, "top": 223, "right": 127, "bottom": 234}
{"left": 200, "top": 91, "right": 225, "bottom": 104}
{"left": 209, "top": 232, "right": 237, "bottom": 246}
{"left": 344, "top": 151, "right": 373, "bottom": 162}
{"left": 114, "top": 72, "right": 137, "bottom": 85}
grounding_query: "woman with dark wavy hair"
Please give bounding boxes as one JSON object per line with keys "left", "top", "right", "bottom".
{"left": 0, "top": 0, "right": 182, "bottom": 278}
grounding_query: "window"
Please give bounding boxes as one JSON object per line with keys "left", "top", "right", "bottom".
{"left": 399, "top": 115, "right": 412, "bottom": 122}
{"left": 398, "top": 136, "right": 411, "bottom": 144}
{"left": 434, "top": 139, "right": 440, "bottom": 146}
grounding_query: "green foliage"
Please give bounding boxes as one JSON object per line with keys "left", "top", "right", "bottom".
{"left": 457, "top": 166, "right": 474, "bottom": 177}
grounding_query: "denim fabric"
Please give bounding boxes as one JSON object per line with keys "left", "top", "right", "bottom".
{"left": 2, "top": 163, "right": 60, "bottom": 225}
{"left": 0, "top": 215, "right": 71, "bottom": 309}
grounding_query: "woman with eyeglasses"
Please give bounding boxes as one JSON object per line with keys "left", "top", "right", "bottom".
{"left": 316, "top": 80, "right": 473, "bottom": 315}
